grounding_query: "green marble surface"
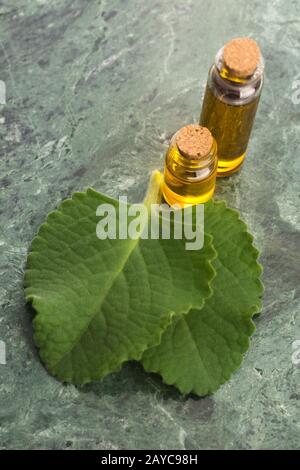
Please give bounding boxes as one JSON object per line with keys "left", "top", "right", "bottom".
{"left": 0, "top": 0, "right": 299, "bottom": 450}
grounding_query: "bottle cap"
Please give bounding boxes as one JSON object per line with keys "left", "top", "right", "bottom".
{"left": 176, "top": 124, "right": 213, "bottom": 160}
{"left": 223, "top": 37, "right": 261, "bottom": 78}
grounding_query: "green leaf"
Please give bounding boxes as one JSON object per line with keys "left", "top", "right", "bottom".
{"left": 25, "top": 171, "right": 216, "bottom": 384}
{"left": 142, "top": 200, "right": 263, "bottom": 396}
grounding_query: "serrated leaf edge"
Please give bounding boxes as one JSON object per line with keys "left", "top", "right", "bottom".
{"left": 25, "top": 180, "right": 218, "bottom": 385}
{"left": 142, "top": 199, "right": 264, "bottom": 396}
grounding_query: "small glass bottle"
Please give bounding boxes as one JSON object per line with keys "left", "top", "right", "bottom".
{"left": 200, "top": 37, "right": 264, "bottom": 176}
{"left": 162, "top": 124, "right": 218, "bottom": 207}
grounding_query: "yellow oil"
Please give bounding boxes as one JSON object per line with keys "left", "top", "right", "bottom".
{"left": 200, "top": 84, "right": 260, "bottom": 176}
{"left": 162, "top": 141, "right": 217, "bottom": 207}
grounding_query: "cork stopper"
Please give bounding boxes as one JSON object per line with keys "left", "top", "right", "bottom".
{"left": 176, "top": 125, "right": 213, "bottom": 160}
{"left": 223, "top": 37, "right": 260, "bottom": 78}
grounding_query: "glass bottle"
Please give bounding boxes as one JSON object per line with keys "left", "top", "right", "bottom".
{"left": 200, "top": 37, "right": 264, "bottom": 176}
{"left": 162, "top": 124, "right": 218, "bottom": 207}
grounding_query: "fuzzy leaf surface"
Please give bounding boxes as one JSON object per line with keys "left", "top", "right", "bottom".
{"left": 25, "top": 172, "right": 216, "bottom": 384}
{"left": 142, "top": 200, "right": 263, "bottom": 396}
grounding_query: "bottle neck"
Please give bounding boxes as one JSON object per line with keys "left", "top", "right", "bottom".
{"left": 171, "top": 133, "right": 217, "bottom": 170}
{"left": 215, "top": 46, "right": 264, "bottom": 86}
{"left": 209, "top": 59, "right": 264, "bottom": 106}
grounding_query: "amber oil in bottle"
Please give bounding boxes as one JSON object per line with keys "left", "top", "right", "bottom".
{"left": 200, "top": 38, "right": 264, "bottom": 176}
{"left": 162, "top": 124, "right": 218, "bottom": 207}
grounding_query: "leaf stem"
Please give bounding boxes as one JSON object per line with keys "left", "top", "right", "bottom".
{"left": 143, "top": 170, "right": 163, "bottom": 207}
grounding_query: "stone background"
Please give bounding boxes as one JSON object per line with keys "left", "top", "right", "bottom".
{"left": 0, "top": 0, "right": 299, "bottom": 450}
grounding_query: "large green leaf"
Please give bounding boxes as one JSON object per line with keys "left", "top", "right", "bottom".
{"left": 142, "top": 200, "right": 263, "bottom": 396}
{"left": 25, "top": 171, "right": 216, "bottom": 384}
